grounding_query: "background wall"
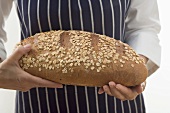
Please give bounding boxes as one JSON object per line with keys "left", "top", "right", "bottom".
{"left": 0, "top": 1, "right": 170, "bottom": 113}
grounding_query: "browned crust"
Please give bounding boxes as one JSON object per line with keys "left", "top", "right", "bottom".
{"left": 17, "top": 30, "right": 148, "bottom": 87}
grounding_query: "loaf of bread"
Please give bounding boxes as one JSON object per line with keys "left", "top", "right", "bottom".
{"left": 16, "top": 30, "right": 148, "bottom": 87}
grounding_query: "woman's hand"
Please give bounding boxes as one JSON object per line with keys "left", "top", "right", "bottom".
{"left": 0, "top": 44, "right": 63, "bottom": 92}
{"left": 98, "top": 54, "right": 148, "bottom": 101}
{"left": 98, "top": 81, "right": 146, "bottom": 101}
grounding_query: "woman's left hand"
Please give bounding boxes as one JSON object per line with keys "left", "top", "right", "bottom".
{"left": 98, "top": 54, "right": 148, "bottom": 101}
{"left": 98, "top": 81, "right": 146, "bottom": 101}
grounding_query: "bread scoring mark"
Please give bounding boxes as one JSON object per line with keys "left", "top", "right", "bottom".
{"left": 91, "top": 34, "right": 99, "bottom": 51}
{"left": 60, "top": 32, "right": 73, "bottom": 49}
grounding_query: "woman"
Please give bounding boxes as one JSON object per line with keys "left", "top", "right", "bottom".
{"left": 0, "top": 0, "right": 161, "bottom": 113}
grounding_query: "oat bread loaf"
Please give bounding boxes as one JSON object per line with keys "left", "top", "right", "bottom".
{"left": 16, "top": 30, "right": 148, "bottom": 87}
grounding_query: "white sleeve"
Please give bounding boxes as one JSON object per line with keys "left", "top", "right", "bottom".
{"left": 125, "top": 0, "right": 161, "bottom": 76}
{"left": 0, "top": 0, "right": 13, "bottom": 61}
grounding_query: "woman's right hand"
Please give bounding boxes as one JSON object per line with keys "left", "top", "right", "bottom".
{"left": 0, "top": 44, "right": 63, "bottom": 91}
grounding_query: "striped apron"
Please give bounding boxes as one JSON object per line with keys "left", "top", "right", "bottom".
{"left": 14, "top": 0, "right": 146, "bottom": 113}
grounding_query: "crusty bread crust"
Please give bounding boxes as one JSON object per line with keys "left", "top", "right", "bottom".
{"left": 17, "top": 30, "right": 148, "bottom": 87}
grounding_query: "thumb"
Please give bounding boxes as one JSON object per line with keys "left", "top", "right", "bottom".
{"left": 9, "top": 44, "right": 32, "bottom": 61}
{"left": 135, "top": 85, "right": 143, "bottom": 94}
{"left": 135, "top": 81, "right": 146, "bottom": 94}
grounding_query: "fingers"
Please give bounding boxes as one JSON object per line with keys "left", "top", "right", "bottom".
{"left": 23, "top": 71, "right": 63, "bottom": 89}
{"left": 16, "top": 76, "right": 63, "bottom": 92}
{"left": 103, "top": 82, "right": 127, "bottom": 100}
{"left": 98, "top": 87, "right": 104, "bottom": 94}
{"left": 115, "top": 84, "right": 138, "bottom": 100}
{"left": 133, "top": 85, "right": 143, "bottom": 94}
{"left": 31, "top": 76, "right": 63, "bottom": 88}
{"left": 9, "top": 44, "right": 32, "bottom": 62}
{"left": 103, "top": 85, "right": 112, "bottom": 96}
{"left": 99, "top": 81, "right": 143, "bottom": 101}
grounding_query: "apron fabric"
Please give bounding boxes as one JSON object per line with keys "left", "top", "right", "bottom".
{"left": 14, "top": 0, "right": 146, "bottom": 113}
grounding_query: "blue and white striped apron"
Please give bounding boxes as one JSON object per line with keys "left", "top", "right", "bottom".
{"left": 14, "top": 0, "right": 146, "bottom": 113}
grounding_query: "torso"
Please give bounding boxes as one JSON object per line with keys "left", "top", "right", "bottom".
{"left": 14, "top": 0, "right": 145, "bottom": 113}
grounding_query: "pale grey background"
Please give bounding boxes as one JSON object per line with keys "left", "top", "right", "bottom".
{"left": 0, "top": 1, "right": 169, "bottom": 113}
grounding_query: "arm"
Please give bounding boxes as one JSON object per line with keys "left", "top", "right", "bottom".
{"left": 0, "top": 0, "right": 13, "bottom": 61}
{"left": 125, "top": 0, "right": 161, "bottom": 76}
